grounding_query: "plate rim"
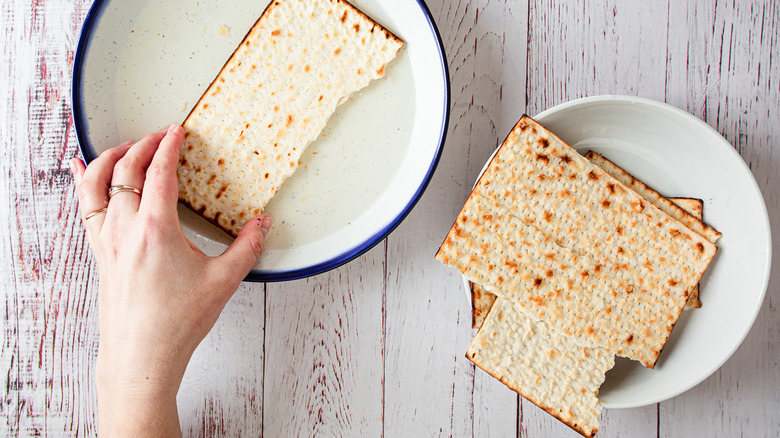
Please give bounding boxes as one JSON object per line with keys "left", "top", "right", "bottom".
{"left": 465, "top": 95, "right": 772, "bottom": 408}
{"left": 71, "top": 0, "right": 451, "bottom": 282}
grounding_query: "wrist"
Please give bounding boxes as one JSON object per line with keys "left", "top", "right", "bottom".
{"left": 95, "top": 350, "right": 184, "bottom": 400}
{"left": 96, "top": 353, "right": 183, "bottom": 437}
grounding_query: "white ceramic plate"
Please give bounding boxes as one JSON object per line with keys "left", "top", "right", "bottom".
{"left": 73, "top": 0, "right": 448, "bottom": 281}
{"left": 464, "top": 96, "right": 771, "bottom": 408}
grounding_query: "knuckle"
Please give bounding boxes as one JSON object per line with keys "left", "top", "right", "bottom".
{"left": 139, "top": 210, "right": 174, "bottom": 239}
{"left": 246, "top": 232, "right": 265, "bottom": 258}
{"left": 113, "top": 155, "right": 139, "bottom": 175}
{"left": 139, "top": 210, "right": 163, "bottom": 230}
{"left": 76, "top": 174, "right": 101, "bottom": 200}
{"left": 145, "top": 181, "right": 174, "bottom": 204}
{"left": 97, "top": 147, "right": 120, "bottom": 160}
{"left": 146, "top": 162, "right": 171, "bottom": 180}
{"left": 87, "top": 152, "right": 113, "bottom": 172}
{"left": 96, "top": 145, "right": 126, "bottom": 164}
{"left": 141, "top": 133, "right": 159, "bottom": 144}
{"left": 95, "top": 225, "right": 121, "bottom": 261}
{"left": 76, "top": 181, "right": 92, "bottom": 201}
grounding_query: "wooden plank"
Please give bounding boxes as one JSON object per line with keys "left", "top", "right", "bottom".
{"left": 2, "top": 0, "right": 268, "bottom": 435}
{"left": 261, "top": 247, "right": 385, "bottom": 437}
{"left": 464, "top": 1, "right": 528, "bottom": 437}
{"left": 662, "top": 1, "right": 780, "bottom": 436}
{"left": 380, "top": 0, "right": 529, "bottom": 436}
{"left": 0, "top": 0, "right": 99, "bottom": 435}
{"left": 472, "top": 366, "right": 520, "bottom": 438}
{"left": 381, "top": 0, "right": 478, "bottom": 433}
{"left": 526, "top": 0, "right": 669, "bottom": 116}
{"left": 597, "top": 406, "right": 657, "bottom": 438}
{"left": 178, "top": 282, "right": 265, "bottom": 436}
{"left": 518, "top": 401, "right": 658, "bottom": 438}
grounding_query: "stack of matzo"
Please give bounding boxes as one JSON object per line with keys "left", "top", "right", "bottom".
{"left": 583, "top": 151, "right": 721, "bottom": 308}
{"left": 469, "top": 155, "right": 720, "bottom": 328}
{"left": 436, "top": 116, "right": 719, "bottom": 436}
{"left": 177, "top": 0, "right": 403, "bottom": 237}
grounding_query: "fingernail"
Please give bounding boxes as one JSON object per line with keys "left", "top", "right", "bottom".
{"left": 167, "top": 124, "right": 180, "bottom": 134}
{"left": 260, "top": 216, "right": 273, "bottom": 236}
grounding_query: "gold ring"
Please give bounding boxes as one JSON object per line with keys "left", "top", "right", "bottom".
{"left": 84, "top": 207, "right": 107, "bottom": 221}
{"left": 108, "top": 185, "right": 142, "bottom": 198}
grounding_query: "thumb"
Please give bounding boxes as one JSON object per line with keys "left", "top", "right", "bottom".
{"left": 212, "top": 215, "right": 273, "bottom": 283}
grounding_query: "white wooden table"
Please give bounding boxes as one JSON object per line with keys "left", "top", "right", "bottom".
{"left": 2, "top": 0, "right": 778, "bottom": 436}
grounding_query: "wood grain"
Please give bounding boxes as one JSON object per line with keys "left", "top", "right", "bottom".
{"left": 526, "top": 0, "right": 669, "bottom": 116}
{"left": 662, "top": 1, "right": 780, "bottom": 436}
{"left": 382, "top": 0, "right": 527, "bottom": 435}
{"left": 1, "top": 0, "right": 779, "bottom": 436}
{"left": 262, "top": 248, "right": 385, "bottom": 437}
{"left": 1, "top": 0, "right": 98, "bottom": 435}
{"left": 178, "top": 283, "right": 265, "bottom": 437}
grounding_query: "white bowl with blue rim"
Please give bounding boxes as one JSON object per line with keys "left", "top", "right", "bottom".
{"left": 73, "top": 0, "right": 449, "bottom": 281}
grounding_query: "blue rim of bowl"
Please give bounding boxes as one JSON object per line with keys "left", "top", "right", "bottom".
{"left": 72, "top": 0, "right": 450, "bottom": 282}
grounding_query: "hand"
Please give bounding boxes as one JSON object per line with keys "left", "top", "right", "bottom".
{"left": 70, "top": 124, "right": 272, "bottom": 437}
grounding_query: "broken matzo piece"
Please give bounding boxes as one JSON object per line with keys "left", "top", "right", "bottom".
{"left": 437, "top": 116, "right": 718, "bottom": 368}
{"left": 177, "top": 0, "right": 403, "bottom": 237}
{"left": 471, "top": 281, "right": 497, "bottom": 328}
{"left": 467, "top": 297, "right": 614, "bottom": 438}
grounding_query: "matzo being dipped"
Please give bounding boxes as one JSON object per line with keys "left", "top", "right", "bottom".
{"left": 177, "top": 0, "right": 403, "bottom": 237}
{"left": 436, "top": 116, "right": 718, "bottom": 368}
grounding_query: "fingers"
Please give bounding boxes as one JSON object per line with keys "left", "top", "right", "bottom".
{"left": 72, "top": 143, "right": 133, "bottom": 239}
{"left": 210, "top": 215, "right": 273, "bottom": 291}
{"left": 108, "top": 127, "right": 169, "bottom": 214}
{"left": 140, "top": 124, "right": 184, "bottom": 221}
